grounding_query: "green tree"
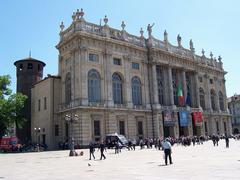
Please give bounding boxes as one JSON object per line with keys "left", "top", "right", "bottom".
{"left": 0, "top": 75, "right": 27, "bottom": 137}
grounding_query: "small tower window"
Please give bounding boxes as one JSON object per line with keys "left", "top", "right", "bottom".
{"left": 38, "top": 64, "right": 41, "bottom": 71}
{"left": 28, "top": 63, "right": 33, "bottom": 69}
{"left": 19, "top": 64, "right": 23, "bottom": 71}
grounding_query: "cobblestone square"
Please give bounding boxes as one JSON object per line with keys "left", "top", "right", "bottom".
{"left": 0, "top": 140, "right": 240, "bottom": 180}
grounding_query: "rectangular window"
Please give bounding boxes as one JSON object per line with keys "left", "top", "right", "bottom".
{"left": 55, "top": 125, "right": 59, "bottom": 136}
{"left": 113, "top": 58, "right": 121, "bottom": 65}
{"left": 119, "top": 121, "right": 125, "bottom": 135}
{"left": 210, "top": 79, "right": 213, "bottom": 84}
{"left": 89, "top": 53, "right": 99, "bottom": 62}
{"left": 44, "top": 97, "right": 47, "bottom": 110}
{"left": 38, "top": 99, "right": 41, "bottom": 111}
{"left": 132, "top": 62, "right": 139, "bottom": 70}
{"left": 94, "top": 120, "right": 100, "bottom": 136}
{"left": 137, "top": 121, "right": 143, "bottom": 136}
{"left": 224, "top": 122, "right": 227, "bottom": 132}
{"left": 28, "top": 63, "right": 33, "bottom": 69}
{"left": 216, "top": 121, "right": 219, "bottom": 133}
{"left": 204, "top": 122, "right": 208, "bottom": 133}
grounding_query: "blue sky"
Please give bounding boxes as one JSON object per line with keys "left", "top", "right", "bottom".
{"left": 0, "top": 0, "right": 239, "bottom": 97}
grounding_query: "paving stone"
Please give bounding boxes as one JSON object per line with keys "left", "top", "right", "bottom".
{"left": 0, "top": 140, "right": 240, "bottom": 180}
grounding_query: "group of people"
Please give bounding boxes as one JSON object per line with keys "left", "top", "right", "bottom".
{"left": 87, "top": 137, "right": 174, "bottom": 165}
{"left": 89, "top": 141, "right": 106, "bottom": 160}
{"left": 84, "top": 133, "right": 236, "bottom": 165}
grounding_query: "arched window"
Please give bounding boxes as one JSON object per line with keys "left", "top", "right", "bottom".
{"left": 88, "top": 69, "right": 101, "bottom": 102}
{"left": 112, "top": 73, "right": 123, "bottom": 104}
{"left": 219, "top": 91, "right": 224, "bottom": 111}
{"left": 65, "top": 72, "right": 71, "bottom": 104}
{"left": 199, "top": 88, "right": 205, "bottom": 109}
{"left": 210, "top": 89, "right": 216, "bottom": 110}
{"left": 132, "top": 76, "right": 142, "bottom": 105}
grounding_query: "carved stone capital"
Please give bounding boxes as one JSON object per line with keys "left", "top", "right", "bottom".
{"left": 122, "top": 54, "right": 131, "bottom": 61}
{"left": 203, "top": 73, "right": 209, "bottom": 78}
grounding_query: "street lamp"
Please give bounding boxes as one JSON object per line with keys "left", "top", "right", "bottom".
{"left": 65, "top": 114, "right": 79, "bottom": 156}
{"left": 34, "top": 127, "right": 41, "bottom": 152}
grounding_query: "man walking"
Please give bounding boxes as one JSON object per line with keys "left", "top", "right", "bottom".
{"left": 89, "top": 141, "right": 95, "bottom": 160}
{"left": 99, "top": 140, "right": 106, "bottom": 160}
{"left": 225, "top": 134, "right": 229, "bottom": 148}
{"left": 162, "top": 138, "right": 173, "bottom": 165}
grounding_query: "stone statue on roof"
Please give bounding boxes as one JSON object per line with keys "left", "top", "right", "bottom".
{"left": 177, "top": 34, "right": 182, "bottom": 47}
{"left": 189, "top": 39, "right": 195, "bottom": 53}
{"left": 147, "top": 23, "right": 155, "bottom": 38}
{"left": 164, "top": 30, "right": 168, "bottom": 42}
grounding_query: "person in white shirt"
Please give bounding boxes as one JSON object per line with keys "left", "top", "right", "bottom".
{"left": 162, "top": 138, "right": 173, "bottom": 165}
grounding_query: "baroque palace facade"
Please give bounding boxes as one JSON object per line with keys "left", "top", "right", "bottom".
{"left": 31, "top": 9, "right": 231, "bottom": 149}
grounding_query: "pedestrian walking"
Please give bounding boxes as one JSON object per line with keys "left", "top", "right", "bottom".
{"left": 139, "top": 139, "right": 144, "bottom": 149}
{"left": 216, "top": 135, "right": 219, "bottom": 146}
{"left": 99, "top": 141, "right": 106, "bottom": 160}
{"left": 89, "top": 141, "right": 95, "bottom": 160}
{"left": 115, "top": 141, "right": 119, "bottom": 154}
{"left": 225, "top": 135, "right": 229, "bottom": 148}
{"left": 132, "top": 139, "right": 136, "bottom": 150}
{"left": 162, "top": 138, "right": 173, "bottom": 165}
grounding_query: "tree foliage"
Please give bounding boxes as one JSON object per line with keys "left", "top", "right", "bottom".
{"left": 0, "top": 75, "right": 27, "bottom": 137}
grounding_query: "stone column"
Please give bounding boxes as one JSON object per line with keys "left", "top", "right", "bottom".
{"left": 74, "top": 50, "right": 80, "bottom": 99}
{"left": 79, "top": 47, "right": 88, "bottom": 106}
{"left": 194, "top": 72, "right": 200, "bottom": 108}
{"left": 153, "top": 112, "right": 160, "bottom": 138}
{"left": 228, "top": 117, "right": 232, "bottom": 135}
{"left": 215, "top": 78, "right": 220, "bottom": 112}
{"left": 104, "top": 52, "right": 114, "bottom": 107}
{"left": 159, "top": 114, "right": 164, "bottom": 137}
{"left": 168, "top": 66, "right": 174, "bottom": 106}
{"left": 143, "top": 63, "right": 151, "bottom": 109}
{"left": 182, "top": 70, "right": 187, "bottom": 105}
{"left": 174, "top": 112, "right": 180, "bottom": 138}
{"left": 152, "top": 64, "right": 159, "bottom": 105}
{"left": 204, "top": 74, "right": 212, "bottom": 111}
{"left": 222, "top": 79, "right": 227, "bottom": 111}
{"left": 123, "top": 55, "right": 133, "bottom": 108}
{"left": 58, "top": 55, "right": 62, "bottom": 76}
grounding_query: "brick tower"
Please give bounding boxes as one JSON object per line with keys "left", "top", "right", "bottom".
{"left": 14, "top": 57, "right": 45, "bottom": 143}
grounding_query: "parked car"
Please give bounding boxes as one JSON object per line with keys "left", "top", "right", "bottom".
{"left": 0, "top": 136, "right": 20, "bottom": 152}
{"left": 105, "top": 133, "right": 129, "bottom": 148}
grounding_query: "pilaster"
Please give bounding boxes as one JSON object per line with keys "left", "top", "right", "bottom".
{"left": 194, "top": 72, "right": 200, "bottom": 108}
{"left": 79, "top": 46, "right": 88, "bottom": 105}
{"left": 168, "top": 65, "right": 174, "bottom": 106}
{"left": 214, "top": 77, "right": 220, "bottom": 112}
{"left": 104, "top": 52, "right": 114, "bottom": 107}
{"left": 123, "top": 55, "right": 133, "bottom": 108}
{"left": 204, "top": 74, "right": 212, "bottom": 111}
{"left": 152, "top": 64, "right": 160, "bottom": 109}
{"left": 181, "top": 69, "right": 187, "bottom": 105}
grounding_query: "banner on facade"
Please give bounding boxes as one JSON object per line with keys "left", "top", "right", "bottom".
{"left": 192, "top": 112, "right": 203, "bottom": 126}
{"left": 163, "top": 110, "right": 176, "bottom": 126}
{"left": 179, "top": 111, "right": 189, "bottom": 127}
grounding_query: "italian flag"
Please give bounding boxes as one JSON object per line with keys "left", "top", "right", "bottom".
{"left": 177, "top": 83, "right": 184, "bottom": 106}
